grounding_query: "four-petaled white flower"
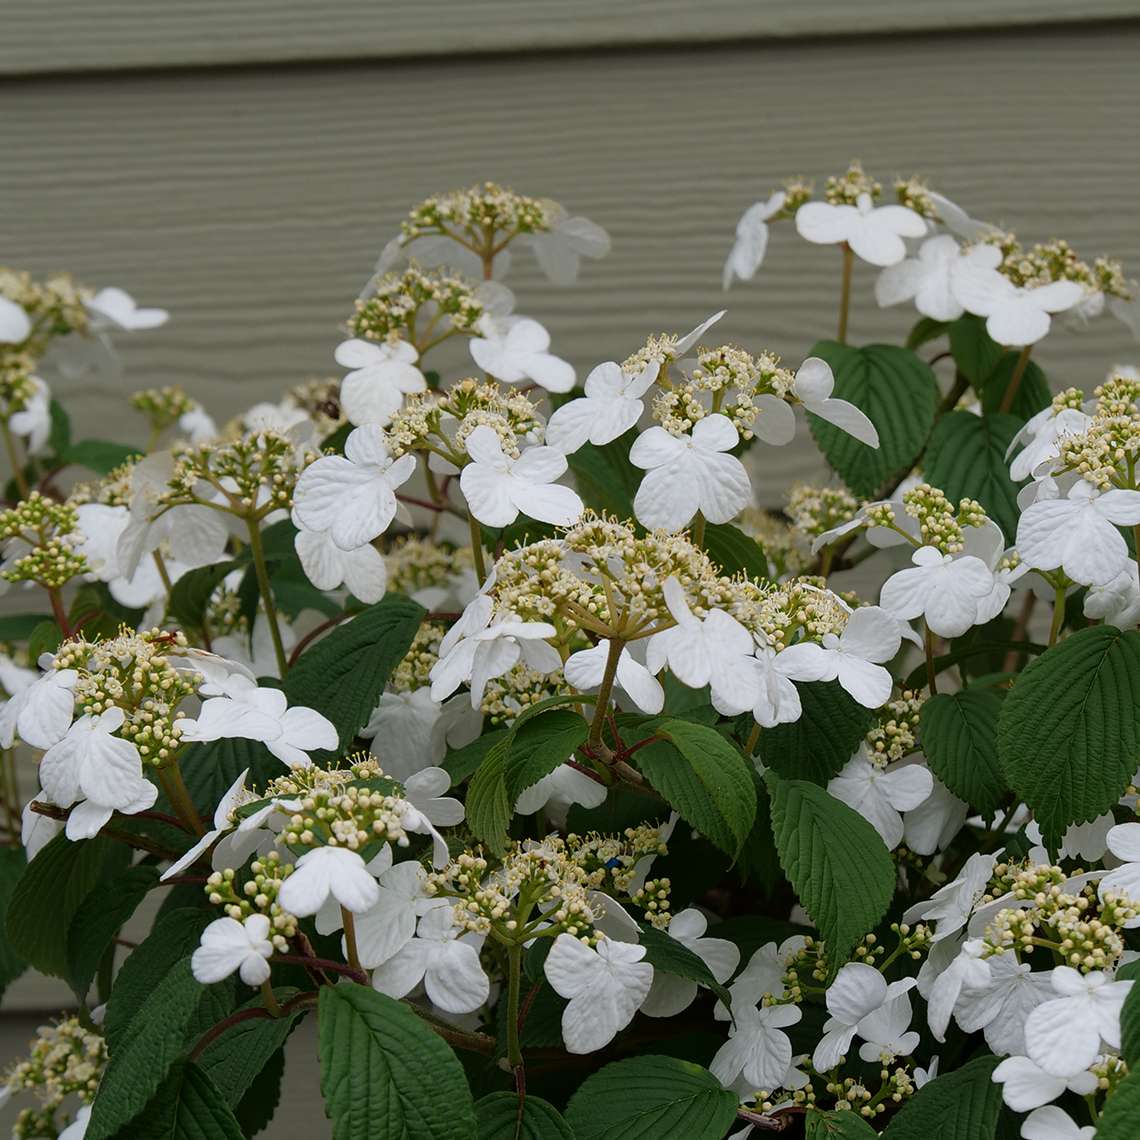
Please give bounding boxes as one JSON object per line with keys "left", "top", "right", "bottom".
{"left": 875, "top": 234, "right": 967, "bottom": 322}
{"left": 1016, "top": 480, "right": 1140, "bottom": 587}
{"left": 640, "top": 909, "right": 740, "bottom": 1018}
{"left": 0, "top": 298, "right": 31, "bottom": 343}
{"left": 545, "top": 360, "right": 659, "bottom": 452}
{"left": 564, "top": 639, "right": 663, "bottom": 715}
{"left": 1020, "top": 1107, "right": 1096, "bottom": 1140}
{"left": 950, "top": 244, "right": 1084, "bottom": 346}
{"left": 748, "top": 646, "right": 802, "bottom": 729}
{"left": 523, "top": 213, "right": 611, "bottom": 285}
{"left": 278, "top": 845, "right": 381, "bottom": 918}
{"left": 723, "top": 192, "right": 786, "bottom": 289}
{"left": 399, "top": 766, "right": 465, "bottom": 869}
{"left": 335, "top": 338, "right": 426, "bottom": 427}
{"left": 992, "top": 1054, "right": 1098, "bottom": 1113}
{"left": 630, "top": 414, "right": 752, "bottom": 533}
{"left": 293, "top": 525, "right": 388, "bottom": 603}
{"left": 1008, "top": 405, "right": 1093, "bottom": 483}
{"left": 880, "top": 545, "right": 995, "bottom": 638}
{"left": 191, "top": 914, "right": 274, "bottom": 986}
{"left": 1099, "top": 822, "right": 1140, "bottom": 921}
{"left": 160, "top": 767, "right": 258, "bottom": 882}
{"left": 711, "top": 1002, "right": 803, "bottom": 1091}
{"left": 777, "top": 605, "right": 901, "bottom": 709}
{"left": 795, "top": 193, "right": 926, "bottom": 266}
{"left": 954, "top": 953, "right": 1052, "bottom": 1056}
{"left": 0, "top": 667, "right": 76, "bottom": 750}
{"left": 86, "top": 287, "right": 169, "bottom": 331}
{"left": 469, "top": 317, "right": 576, "bottom": 392}
{"left": 459, "top": 425, "right": 584, "bottom": 528}
{"left": 812, "top": 962, "right": 917, "bottom": 1072}
{"left": 544, "top": 933, "right": 654, "bottom": 1054}
{"left": 352, "top": 860, "right": 434, "bottom": 969}
{"left": 827, "top": 751, "right": 933, "bottom": 850}
{"left": 514, "top": 763, "right": 608, "bottom": 824}
{"left": 292, "top": 425, "right": 416, "bottom": 549}
{"left": 854, "top": 989, "right": 920, "bottom": 1062}
{"left": 793, "top": 358, "right": 880, "bottom": 448}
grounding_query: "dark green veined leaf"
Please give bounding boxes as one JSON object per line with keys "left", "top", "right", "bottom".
{"left": 1097, "top": 1069, "right": 1140, "bottom": 1138}
{"left": 637, "top": 921, "right": 731, "bottom": 1007}
{"left": 907, "top": 317, "right": 950, "bottom": 352}
{"left": 565, "top": 1055, "right": 737, "bottom": 1140}
{"left": 59, "top": 439, "right": 141, "bottom": 475}
{"left": 1121, "top": 975, "right": 1140, "bottom": 1065}
{"left": 234, "top": 1044, "right": 285, "bottom": 1137}
{"left": 903, "top": 638, "right": 1047, "bottom": 691}
{"left": 998, "top": 626, "right": 1140, "bottom": 848}
{"left": 736, "top": 770, "right": 782, "bottom": 892}
{"left": 318, "top": 986, "right": 476, "bottom": 1140}
{"left": 567, "top": 429, "right": 640, "bottom": 519}
{"left": 765, "top": 772, "right": 894, "bottom": 978}
{"left": 181, "top": 736, "right": 280, "bottom": 823}
{"left": 636, "top": 718, "right": 756, "bottom": 857}
{"left": 807, "top": 342, "right": 938, "bottom": 497}
{"left": 475, "top": 1092, "right": 575, "bottom": 1139}
{"left": 0, "top": 847, "right": 26, "bottom": 1000}
{"left": 947, "top": 314, "right": 1004, "bottom": 386}
{"left": 283, "top": 593, "right": 425, "bottom": 758}
{"left": 48, "top": 399, "right": 71, "bottom": 456}
{"left": 169, "top": 560, "right": 243, "bottom": 633}
{"left": 920, "top": 690, "right": 1006, "bottom": 812}
{"left": 110, "top": 1061, "right": 245, "bottom": 1140}
{"left": 806, "top": 1108, "right": 880, "bottom": 1137}
{"left": 270, "top": 569, "right": 343, "bottom": 620}
{"left": 503, "top": 708, "right": 589, "bottom": 802}
{"left": 979, "top": 353, "right": 1051, "bottom": 422}
{"left": 759, "top": 680, "right": 874, "bottom": 785}
{"left": 444, "top": 729, "right": 508, "bottom": 785}
{"left": 26, "top": 618, "right": 64, "bottom": 663}
{"left": 924, "top": 411, "right": 1024, "bottom": 540}
{"left": 881, "top": 1055, "right": 1001, "bottom": 1139}
{"left": 703, "top": 522, "right": 768, "bottom": 579}
{"left": 0, "top": 613, "right": 55, "bottom": 643}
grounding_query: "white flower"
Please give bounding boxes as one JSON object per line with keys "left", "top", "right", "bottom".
{"left": 1008, "top": 407, "right": 1093, "bottom": 483}
{"left": 0, "top": 666, "right": 75, "bottom": 750}
{"left": 353, "top": 860, "right": 433, "bottom": 968}
{"left": 903, "top": 850, "right": 999, "bottom": 941}
{"left": 565, "top": 639, "right": 663, "bottom": 715}
{"left": 992, "top": 1055, "right": 1098, "bottom": 1113}
{"left": 793, "top": 357, "right": 879, "bottom": 447}
{"left": 523, "top": 213, "right": 611, "bottom": 285}
{"left": 723, "top": 192, "right": 785, "bottom": 289}
{"left": 711, "top": 1003, "right": 802, "bottom": 1091}
{"left": 950, "top": 245, "right": 1084, "bottom": 346}
{"left": 459, "top": 425, "right": 583, "bottom": 528}
{"left": 812, "top": 962, "right": 916, "bottom": 1071}
{"left": 361, "top": 689, "right": 480, "bottom": 782}
{"left": 371, "top": 904, "right": 490, "bottom": 1014}
{"left": 748, "top": 646, "right": 802, "bottom": 729}
{"left": 469, "top": 318, "right": 575, "bottom": 393}
{"left": 795, "top": 193, "right": 926, "bottom": 267}
{"left": 855, "top": 990, "right": 920, "bottom": 1062}
{"left": 1084, "top": 560, "right": 1140, "bottom": 629}
{"left": 827, "top": 751, "right": 933, "bottom": 850}
{"left": 922, "top": 940, "right": 991, "bottom": 1042}
{"left": 545, "top": 360, "right": 659, "bottom": 453}
{"left": 278, "top": 845, "right": 381, "bottom": 917}
{"left": 58, "top": 1105, "right": 91, "bottom": 1140}
{"left": 335, "top": 338, "right": 426, "bottom": 427}
{"left": 212, "top": 613, "right": 298, "bottom": 681}
{"left": 86, "top": 287, "right": 169, "bottom": 331}
{"left": 1017, "top": 480, "right": 1140, "bottom": 587}
{"left": 292, "top": 425, "right": 416, "bottom": 549}
{"left": 1099, "top": 822, "right": 1140, "bottom": 922}
{"left": 1026, "top": 814, "right": 1114, "bottom": 866}
{"left": 645, "top": 578, "right": 757, "bottom": 715}
{"left": 160, "top": 767, "right": 252, "bottom": 882}
{"left": 640, "top": 909, "right": 740, "bottom": 1018}
{"left": 1023, "top": 966, "right": 1132, "bottom": 1077}
{"left": 964, "top": 520, "right": 1027, "bottom": 625}
{"left": 399, "top": 766, "right": 464, "bottom": 869}
{"left": 9, "top": 376, "right": 52, "bottom": 454}
{"left": 955, "top": 954, "right": 1052, "bottom": 1056}
{"left": 178, "top": 678, "right": 337, "bottom": 769}
{"left": 875, "top": 234, "right": 967, "bottom": 321}
{"left": 1020, "top": 1106, "right": 1096, "bottom": 1140}
{"left": 514, "top": 764, "right": 607, "bottom": 825}
{"left": 544, "top": 933, "right": 653, "bottom": 1053}
{"left": 191, "top": 914, "right": 274, "bottom": 986}
{"left": 902, "top": 777, "right": 968, "bottom": 856}
{"left": 717, "top": 938, "right": 807, "bottom": 1017}
{"left": 880, "top": 545, "right": 996, "bottom": 638}
{"left": 777, "top": 605, "right": 901, "bottom": 709}
{"left": 21, "top": 794, "right": 61, "bottom": 860}
{"left": 178, "top": 404, "right": 218, "bottom": 443}
{"left": 630, "top": 414, "right": 751, "bottom": 533}
{"left": 293, "top": 525, "right": 388, "bottom": 603}
{"left": 0, "top": 298, "right": 31, "bottom": 343}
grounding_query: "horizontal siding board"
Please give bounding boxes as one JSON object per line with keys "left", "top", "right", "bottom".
{"left": 1, "top": 0, "right": 1139, "bottom": 75}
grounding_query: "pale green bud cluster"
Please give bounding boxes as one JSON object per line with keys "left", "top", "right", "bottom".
{"left": 206, "top": 852, "right": 298, "bottom": 950}
{"left": 894, "top": 176, "right": 936, "bottom": 218}
{"left": 385, "top": 537, "right": 471, "bottom": 602}
{"left": 397, "top": 182, "right": 556, "bottom": 246}
{"left": 786, "top": 484, "right": 861, "bottom": 539}
{"left": 1057, "top": 373, "right": 1140, "bottom": 489}
{"left": 867, "top": 691, "right": 924, "bottom": 764}
{"left": 480, "top": 660, "right": 565, "bottom": 724}
{"left": 824, "top": 160, "right": 881, "bottom": 205}
{"left": 0, "top": 350, "right": 39, "bottom": 419}
{"left": 902, "top": 483, "right": 988, "bottom": 553}
{"left": 0, "top": 1017, "right": 105, "bottom": 1115}
{"left": 390, "top": 623, "right": 445, "bottom": 694}
{"left": 351, "top": 265, "right": 486, "bottom": 346}
{"left": 0, "top": 267, "right": 91, "bottom": 347}
{"left": 130, "top": 385, "right": 195, "bottom": 433}
{"left": 748, "top": 579, "right": 849, "bottom": 651}
{"left": 0, "top": 493, "right": 89, "bottom": 589}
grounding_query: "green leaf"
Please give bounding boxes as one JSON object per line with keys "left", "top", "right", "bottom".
{"left": 567, "top": 430, "right": 640, "bottom": 518}
{"left": 979, "top": 353, "right": 1051, "bottom": 421}
{"left": 565, "top": 1055, "right": 737, "bottom": 1140}
{"left": 703, "top": 522, "right": 768, "bottom": 579}
{"left": 466, "top": 736, "right": 513, "bottom": 856}
{"left": 6, "top": 833, "right": 118, "bottom": 978}
{"left": 27, "top": 618, "right": 63, "bottom": 663}
{"left": 906, "top": 317, "right": 949, "bottom": 352}
{"left": 503, "top": 708, "right": 589, "bottom": 802}
{"left": 67, "top": 863, "right": 159, "bottom": 1000}
{"left": 318, "top": 986, "right": 476, "bottom": 1140}
{"left": 234, "top": 1045, "right": 285, "bottom": 1137}
{"left": 759, "top": 680, "right": 874, "bottom": 785}
{"left": 48, "top": 399, "right": 71, "bottom": 456}
{"left": 1096, "top": 1069, "right": 1140, "bottom": 1138}
{"left": 1120, "top": 970, "right": 1140, "bottom": 1065}
{"left": 948, "top": 314, "right": 1004, "bottom": 386}
{"left": 181, "top": 736, "right": 280, "bottom": 822}
{"left": 87, "top": 959, "right": 208, "bottom": 1140}
{"left": 284, "top": 593, "right": 425, "bottom": 758}
{"left": 637, "top": 921, "right": 731, "bottom": 1007}
{"left": 444, "top": 729, "right": 508, "bottom": 785}
{"left": 806, "top": 1108, "right": 880, "bottom": 1138}
{"left": 475, "top": 1092, "right": 575, "bottom": 1139}
{"left": 924, "top": 411, "right": 1025, "bottom": 540}
{"left": 998, "top": 626, "right": 1140, "bottom": 847}
{"left": 169, "top": 560, "right": 242, "bottom": 633}
{"left": 637, "top": 719, "right": 756, "bottom": 856}
{"left": 807, "top": 342, "right": 938, "bottom": 497}
{"left": 0, "top": 613, "right": 55, "bottom": 643}
{"left": 921, "top": 690, "right": 1007, "bottom": 813}
{"left": 0, "top": 847, "right": 27, "bottom": 1000}
{"left": 881, "top": 1055, "right": 1001, "bottom": 1140}
{"left": 60, "top": 439, "right": 141, "bottom": 475}
{"left": 765, "top": 773, "right": 894, "bottom": 976}
{"left": 115, "top": 1061, "right": 246, "bottom": 1140}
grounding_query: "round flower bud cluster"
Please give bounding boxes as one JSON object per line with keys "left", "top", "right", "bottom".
{"left": 852, "top": 924, "right": 932, "bottom": 968}
{"left": 1002, "top": 237, "right": 1130, "bottom": 300}
{"left": 629, "top": 877, "right": 672, "bottom": 930}
{"left": 563, "top": 826, "right": 670, "bottom": 896}
{"left": 0, "top": 494, "right": 89, "bottom": 589}
{"left": 786, "top": 484, "right": 861, "bottom": 540}
{"left": 709, "top": 346, "right": 798, "bottom": 441}
{"left": 396, "top": 182, "right": 556, "bottom": 248}
{"left": 894, "top": 176, "right": 936, "bottom": 218}
{"left": 53, "top": 628, "right": 199, "bottom": 766}
{"left": 746, "top": 579, "right": 849, "bottom": 652}
{"left": 1052, "top": 386, "right": 1087, "bottom": 413}
{"left": 206, "top": 853, "right": 298, "bottom": 949}
{"left": 130, "top": 385, "right": 195, "bottom": 434}
{"left": 902, "top": 484, "right": 987, "bottom": 553}
{"left": 0, "top": 268, "right": 91, "bottom": 347}
{"left": 480, "top": 660, "right": 566, "bottom": 724}
{"left": 385, "top": 378, "right": 542, "bottom": 462}
{"left": 737, "top": 507, "right": 809, "bottom": 578}
{"left": 385, "top": 537, "right": 472, "bottom": 602}
{"left": 0, "top": 351, "right": 39, "bottom": 419}
{"left": 0, "top": 1017, "right": 105, "bottom": 1114}
{"left": 351, "top": 265, "right": 487, "bottom": 347}
{"left": 286, "top": 377, "right": 345, "bottom": 437}
{"left": 826, "top": 1068, "right": 916, "bottom": 1119}
{"left": 162, "top": 429, "right": 318, "bottom": 518}
{"left": 781, "top": 177, "right": 814, "bottom": 214}
{"left": 1091, "top": 1054, "right": 1129, "bottom": 1098}
{"left": 390, "top": 623, "right": 445, "bottom": 693}
{"left": 824, "top": 160, "right": 881, "bottom": 206}
{"left": 867, "top": 692, "right": 924, "bottom": 764}
{"left": 1057, "top": 372, "right": 1140, "bottom": 489}
{"left": 69, "top": 459, "right": 137, "bottom": 509}
{"left": 780, "top": 935, "right": 828, "bottom": 1002}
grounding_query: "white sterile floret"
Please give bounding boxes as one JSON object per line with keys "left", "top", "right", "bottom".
{"left": 1016, "top": 480, "right": 1140, "bottom": 587}
{"left": 711, "top": 1002, "right": 802, "bottom": 1091}
{"left": 640, "top": 908, "right": 739, "bottom": 1018}
{"left": 86, "top": 286, "right": 169, "bottom": 331}
{"left": 469, "top": 317, "right": 576, "bottom": 393}
{"left": 630, "top": 414, "right": 752, "bottom": 533}
{"left": 812, "top": 962, "right": 917, "bottom": 1072}
{"left": 875, "top": 234, "right": 968, "bottom": 321}
{"left": 293, "top": 524, "right": 388, "bottom": 603}
{"left": 0, "top": 667, "right": 76, "bottom": 750}
{"left": 564, "top": 639, "right": 663, "bottom": 715}
{"left": 1098, "top": 822, "right": 1140, "bottom": 919}
{"left": 399, "top": 766, "right": 464, "bottom": 869}
{"left": 514, "top": 764, "right": 607, "bottom": 823}
{"left": 523, "top": 213, "right": 611, "bottom": 285}
{"left": 903, "top": 850, "right": 1000, "bottom": 942}
{"left": 9, "top": 376, "right": 52, "bottom": 454}
{"left": 827, "top": 750, "right": 933, "bottom": 850}
{"left": 950, "top": 244, "right": 1084, "bottom": 346}
{"left": 544, "top": 933, "right": 654, "bottom": 1054}
{"left": 545, "top": 360, "right": 659, "bottom": 453}
{"left": 793, "top": 357, "right": 880, "bottom": 447}
{"left": 160, "top": 767, "right": 256, "bottom": 882}
{"left": 335, "top": 337, "right": 426, "bottom": 427}
{"left": 645, "top": 578, "right": 757, "bottom": 715}
{"left": 954, "top": 953, "right": 1053, "bottom": 1056}
{"left": 992, "top": 1055, "right": 1099, "bottom": 1113}
{"left": 1083, "top": 560, "right": 1140, "bottom": 629}
{"left": 361, "top": 689, "right": 480, "bottom": 782}
{"left": 795, "top": 193, "right": 926, "bottom": 266}
{"left": 880, "top": 545, "right": 996, "bottom": 638}
{"left": 459, "top": 424, "right": 584, "bottom": 528}
{"left": 277, "top": 845, "right": 381, "bottom": 918}
{"left": 1008, "top": 406, "right": 1093, "bottom": 483}
{"left": 1020, "top": 1106, "right": 1096, "bottom": 1140}
{"left": 292, "top": 424, "right": 416, "bottom": 549}
{"left": 854, "top": 989, "right": 920, "bottom": 1062}
{"left": 191, "top": 914, "right": 274, "bottom": 986}
{"left": 777, "top": 605, "right": 901, "bottom": 709}
{"left": 0, "top": 297, "right": 31, "bottom": 343}
{"left": 747, "top": 645, "right": 802, "bottom": 729}
{"left": 723, "top": 191, "right": 786, "bottom": 289}
{"left": 352, "top": 860, "right": 433, "bottom": 968}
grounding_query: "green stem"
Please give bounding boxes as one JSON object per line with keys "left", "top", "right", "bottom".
{"left": 1, "top": 420, "right": 29, "bottom": 499}
{"left": 923, "top": 624, "right": 938, "bottom": 695}
{"left": 744, "top": 720, "right": 762, "bottom": 758}
{"left": 261, "top": 980, "right": 283, "bottom": 1017}
{"left": 505, "top": 943, "right": 524, "bottom": 1071}
{"left": 467, "top": 511, "right": 488, "bottom": 583}
{"left": 998, "top": 345, "right": 1033, "bottom": 414}
{"left": 690, "top": 512, "right": 706, "bottom": 549}
{"left": 158, "top": 762, "right": 206, "bottom": 836}
{"left": 586, "top": 638, "right": 625, "bottom": 751}
{"left": 837, "top": 244, "right": 854, "bottom": 345}
{"left": 245, "top": 517, "right": 289, "bottom": 677}
{"left": 1048, "top": 584, "right": 1066, "bottom": 646}
{"left": 341, "top": 907, "right": 363, "bottom": 975}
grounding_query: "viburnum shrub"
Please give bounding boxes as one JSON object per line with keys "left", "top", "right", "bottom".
{"left": 1, "top": 169, "right": 1140, "bottom": 1140}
